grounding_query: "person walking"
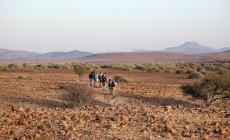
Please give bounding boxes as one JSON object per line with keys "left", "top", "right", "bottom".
{"left": 94, "top": 72, "right": 98, "bottom": 87}
{"left": 101, "top": 73, "right": 107, "bottom": 89}
{"left": 89, "top": 71, "right": 94, "bottom": 86}
{"left": 98, "top": 72, "right": 103, "bottom": 88}
{"left": 108, "top": 79, "right": 117, "bottom": 98}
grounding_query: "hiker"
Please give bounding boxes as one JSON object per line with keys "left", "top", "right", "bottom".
{"left": 108, "top": 79, "right": 117, "bottom": 98}
{"left": 94, "top": 72, "right": 98, "bottom": 87}
{"left": 101, "top": 73, "right": 107, "bottom": 89}
{"left": 98, "top": 72, "right": 103, "bottom": 88}
{"left": 89, "top": 71, "right": 94, "bottom": 86}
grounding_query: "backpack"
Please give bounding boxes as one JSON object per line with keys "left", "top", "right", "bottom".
{"left": 111, "top": 81, "right": 116, "bottom": 87}
{"left": 89, "top": 73, "right": 93, "bottom": 79}
{"left": 102, "top": 74, "right": 107, "bottom": 82}
{"left": 98, "top": 74, "right": 102, "bottom": 80}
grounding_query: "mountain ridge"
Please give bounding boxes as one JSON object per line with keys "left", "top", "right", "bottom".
{"left": 0, "top": 42, "right": 229, "bottom": 59}
{"left": 35, "top": 50, "right": 94, "bottom": 59}
{"left": 163, "top": 42, "right": 216, "bottom": 54}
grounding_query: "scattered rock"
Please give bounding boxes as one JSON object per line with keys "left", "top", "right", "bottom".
{"left": 35, "top": 133, "right": 41, "bottom": 139}
{"left": 163, "top": 132, "right": 172, "bottom": 139}
{"left": 165, "top": 124, "right": 171, "bottom": 132}
{"left": 219, "top": 127, "right": 228, "bottom": 135}
{"left": 121, "top": 114, "right": 129, "bottom": 122}
{"left": 112, "top": 115, "right": 121, "bottom": 124}
{"left": 164, "top": 106, "right": 172, "bottom": 112}
{"left": 71, "top": 114, "right": 78, "bottom": 121}
{"left": 113, "top": 137, "right": 119, "bottom": 140}
{"left": 10, "top": 130, "right": 16, "bottom": 135}
{"left": 190, "top": 134, "right": 197, "bottom": 139}
{"left": 18, "top": 118, "right": 28, "bottom": 125}
{"left": 201, "top": 134, "right": 210, "bottom": 140}
{"left": 4, "top": 118, "right": 12, "bottom": 123}
{"left": 38, "top": 125, "right": 47, "bottom": 131}
{"left": 20, "top": 136, "right": 27, "bottom": 140}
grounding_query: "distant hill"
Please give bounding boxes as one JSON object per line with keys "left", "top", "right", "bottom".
{"left": 0, "top": 48, "right": 10, "bottom": 54}
{"left": 78, "top": 52, "right": 186, "bottom": 62}
{"left": 0, "top": 49, "right": 93, "bottom": 59}
{"left": 163, "top": 42, "right": 215, "bottom": 54}
{"left": 0, "top": 51, "right": 229, "bottom": 64}
{"left": 78, "top": 51, "right": 230, "bottom": 63}
{"left": 35, "top": 50, "right": 94, "bottom": 59}
{"left": 216, "top": 47, "right": 230, "bottom": 52}
{"left": 0, "top": 49, "right": 40, "bottom": 59}
{"left": 132, "top": 48, "right": 155, "bottom": 52}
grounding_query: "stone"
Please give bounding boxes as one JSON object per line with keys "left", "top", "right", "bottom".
{"left": 112, "top": 115, "right": 121, "bottom": 124}
{"left": 10, "top": 130, "right": 16, "bottom": 135}
{"left": 167, "top": 118, "right": 176, "bottom": 126}
{"left": 120, "top": 123, "right": 127, "bottom": 128}
{"left": 71, "top": 114, "right": 78, "bottom": 121}
{"left": 163, "top": 132, "right": 172, "bottom": 139}
{"left": 35, "top": 133, "right": 41, "bottom": 139}
{"left": 4, "top": 118, "right": 12, "bottom": 123}
{"left": 18, "top": 118, "right": 28, "bottom": 125}
{"left": 38, "top": 125, "right": 47, "bottom": 131}
{"left": 121, "top": 114, "right": 129, "bottom": 122}
{"left": 201, "top": 134, "right": 209, "bottom": 140}
{"left": 20, "top": 136, "right": 27, "bottom": 140}
{"left": 25, "top": 115, "right": 33, "bottom": 121}
{"left": 190, "top": 134, "right": 197, "bottom": 139}
{"left": 113, "top": 137, "right": 119, "bottom": 140}
{"left": 164, "top": 106, "right": 172, "bottom": 112}
{"left": 219, "top": 127, "right": 228, "bottom": 135}
{"left": 91, "top": 134, "right": 96, "bottom": 140}
{"left": 165, "top": 124, "right": 172, "bottom": 133}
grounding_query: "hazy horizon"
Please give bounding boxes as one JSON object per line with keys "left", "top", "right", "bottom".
{"left": 0, "top": 0, "right": 230, "bottom": 53}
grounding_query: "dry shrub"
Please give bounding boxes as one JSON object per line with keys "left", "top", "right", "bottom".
{"left": 113, "top": 74, "right": 130, "bottom": 83}
{"left": 182, "top": 74, "right": 230, "bottom": 107}
{"left": 60, "top": 83, "right": 95, "bottom": 107}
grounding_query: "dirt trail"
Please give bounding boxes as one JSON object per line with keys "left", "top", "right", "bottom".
{"left": 91, "top": 85, "right": 130, "bottom": 107}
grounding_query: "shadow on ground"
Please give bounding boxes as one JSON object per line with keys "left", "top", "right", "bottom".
{"left": 118, "top": 91, "right": 200, "bottom": 108}
{"left": 1, "top": 93, "right": 111, "bottom": 109}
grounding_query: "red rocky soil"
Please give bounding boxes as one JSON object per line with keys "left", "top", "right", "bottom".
{"left": 0, "top": 69, "right": 229, "bottom": 140}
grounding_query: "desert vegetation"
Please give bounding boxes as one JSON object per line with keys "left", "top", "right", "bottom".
{"left": 0, "top": 61, "right": 229, "bottom": 139}
{"left": 182, "top": 74, "right": 230, "bottom": 107}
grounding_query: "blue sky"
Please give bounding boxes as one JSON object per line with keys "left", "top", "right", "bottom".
{"left": 0, "top": 0, "right": 230, "bottom": 53}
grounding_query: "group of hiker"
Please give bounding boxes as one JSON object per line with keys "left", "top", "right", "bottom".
{"left": 89, "top": 70, "right": 117, "bottom": 98}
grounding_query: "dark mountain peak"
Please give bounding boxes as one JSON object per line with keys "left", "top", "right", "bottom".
{"left": 36, "top": 50, "right": 94, "bottom": 59}
{"left": 163, "top": 42, "right": 215, "bottom": 54}
{"left": 184, "top": 41, "right": 199, "bottom": 45}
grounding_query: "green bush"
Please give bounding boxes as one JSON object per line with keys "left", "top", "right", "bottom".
{"left": 0, "top": 64, "right": 6, "bottom": 72}
{"left": 100, "top": 64, "right": 112, "bottom": 69}
{"left": 186, "top": 69, "right": 196, "bottom": 74}
{"left": 113, "top": 74, "right": 130, "bottom": 83}
{"left": 18, "top": 75, "right": 25, "bottom": 79}
{"left": 7, "top": 64, "right": 20, "bottom": 69}
{"left": 188, "top": 70, "right": 203, "bottom": 79}
{"left": 164, "top": 69, "right": 171, "bottom": 73}
{"left": 197, "top": 67, "right": 206, "bottom": 74}
{"left": 182, "top": 75, "right": 230, "bottom": 107}
{"left": 146, "top": 66, "right": 160, "bottom": 73}
{"left": 218, "top": 68, "right": 230, "bottom": 75}
{"left": 35, "top": 64, "right": 48, "bottom": 70}
{"left": 74, "top": 64, "right": 88, "bottom": 78}
{"left": 175, "top": 69, "right": 185, "bottom": 74}
{"left": 204, "top": 64, "right": 216, "bottom": 71}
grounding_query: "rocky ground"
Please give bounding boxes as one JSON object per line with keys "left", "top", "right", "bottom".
{"left": 0, "top": 70, "right": 229, "bottom": 140}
